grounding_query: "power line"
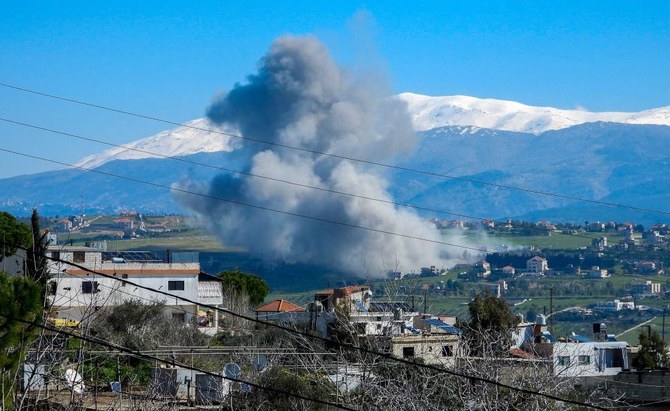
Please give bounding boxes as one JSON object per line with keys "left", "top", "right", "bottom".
{"left": 0, "top": 144, "right": 642, "bottom": 257}
{"left": 12, "top": 247, "right": 608, "bottom": 411}
{"left": 0, "top": 146, "right": 489, "bottom": 253}
{"left": 0, "top": 313, "right": 357, "bottom": 411}
{"left": 0, "top": 116, "right": 617, "bottom": 243}
{"left": 0, "top": 116, "right": 494, "bottom": 222}
{"left": 1, "top": 81, "right": 667, "bottom": 216}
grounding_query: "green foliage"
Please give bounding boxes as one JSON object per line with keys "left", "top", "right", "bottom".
{"left": 0, "top": 272, "right": 43, "bottom": 408}
{"left": 636, "top": 328, "right": 669, "bottom": 369}
{"left": 0, "top": 211, "right": 31, "bottom": 260}
{"left": 26, "top": 209, "right": 49, "bottom": 290}
{"left": 81, "top": 357, "right": 154, "bottom": 386}
{"left": 218, "top": 270, "right": 270, "bottom": 306}
{"left": 462, "top": 292, "right": 519, "bottom": 356}
{"left": 242, "top": 367, "right": 336, "bottom": 411}
{"left": 90, "top": 300, "right": 209, "bottom": 352}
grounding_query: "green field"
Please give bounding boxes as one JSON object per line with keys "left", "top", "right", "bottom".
{"left": 481, "top": 231, "right": 624, "bottom": 250}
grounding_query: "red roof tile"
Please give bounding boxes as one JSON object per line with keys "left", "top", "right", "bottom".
{"left": 256, "top": 299, "right": 304, "bottom": 313}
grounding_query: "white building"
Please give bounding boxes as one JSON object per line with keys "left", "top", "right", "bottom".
{"left": 526, "top": 256, "right": 548, "bottom": 274}
{"left": 46, "top": 246, "right": 223, "bottom": 333}
{"left": 553, "top": 341, "right": 630, "bottom": 377}
{"left": 587, "top": 266, "right": 609, "bottom": 279}
{"left": 631, "top": 281, "right": 661, "bottom": 296}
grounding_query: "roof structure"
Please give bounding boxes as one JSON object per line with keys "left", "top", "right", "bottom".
{"left": 256, "top": 299, "right": 305, "bottom": 313}
{"left": 423, "top": 318, "right": 461, "bottom": 335}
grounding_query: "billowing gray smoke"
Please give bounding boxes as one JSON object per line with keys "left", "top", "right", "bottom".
{"left": 176, "top": 35, "right": 471, "bottom": 275}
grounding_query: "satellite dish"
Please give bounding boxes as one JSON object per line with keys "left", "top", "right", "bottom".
{"left": 252, "top": 354, "right": 267, "bottom": 372}
{"left": 223, "top": 363, "right": 241, "bottom": 379}
{"left": 64, "top": 369, "right": 85, "bottom": 394}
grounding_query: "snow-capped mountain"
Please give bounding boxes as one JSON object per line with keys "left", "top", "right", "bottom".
{"left": 399, "top": 92, "right": 670, "bottom": 133}
{"left": 72, "top": 94, "right": 670, "bottom": 168}
{"left": 74, "top": 118, "right": 239, "bottom": 169}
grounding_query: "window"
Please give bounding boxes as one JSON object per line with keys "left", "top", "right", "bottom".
{"left": 442, "top": 345, "right": 454, "bottom": 357}
{"left": 73, "top": 251, "right": 86, "bottom": 263}
{"left": 557, "top": 356, "right": 571, "bottom": 367}
{"left": 168, "top": 280, "right": 185, "bottom": 291}
{"left": 578, "top": 355, "right": 591, "bottom": 365}
{"left": 172, "top": 313, "right": 186, "bottom": 323}
{"left": 403, "top": 347, "right": 415, "bottom": 358}
{"left": 51, "top": 251, "right": 60, "bottom": 261}
{"left": 82, "top": 281, "right": 99, "bottom": 294}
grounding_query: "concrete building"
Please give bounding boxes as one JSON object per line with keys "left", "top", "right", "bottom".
{"left": 46, "top": 245, "right": 223, "bottom": 333}
{"left": 526, "top": 256, "right": 548, "bottom": 274}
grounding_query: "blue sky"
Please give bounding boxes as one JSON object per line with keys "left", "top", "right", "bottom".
{"left": 0, "top": 1, "right": 668, "bottom": 178}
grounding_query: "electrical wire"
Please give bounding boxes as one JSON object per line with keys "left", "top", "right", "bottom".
{"left": 1, "top": 81, "right": 667, "bottom": 216}
{"left": 6, "top": 246, "right": 609, "bottom": 411}
{"left": 0, "top": 313, "right": 358, "bottom": 411}
{"left": 0, "top": 144, "right": 655, "bottom": 265}
{"left": 0, "top": 116, "right": 630, "bottom": 243}
{"left": 0, "top": 146, "right": 489, "bottom": 253}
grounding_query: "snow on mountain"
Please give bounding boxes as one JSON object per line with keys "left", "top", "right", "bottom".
{"left": 74, "top": 118, "right": 239, "bottom": 169}
{"left": 398, "top": 92, "right": 670, "bottom": 134}
{"left": 73, "top": 94, "right": 670, "bottom": 168}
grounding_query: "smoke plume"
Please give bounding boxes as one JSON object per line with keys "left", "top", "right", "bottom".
{"left": 176, "top": 35, "right": 471, "bottom": 275}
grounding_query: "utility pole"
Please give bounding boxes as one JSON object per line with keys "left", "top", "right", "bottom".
{"left": 663, "top": 307, "right": 667, "bottom": 344}
{"left": 549, "top": 288, "right": 554, "bottom": 336}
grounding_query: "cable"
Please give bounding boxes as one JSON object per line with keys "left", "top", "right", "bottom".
{"left": 0, "top": 146, "right": 489, "bottom": 253}
{"left": 3, "top": 145, "right": 646, "bottom": 259}
{"left": 0, "top": 116, "right": 632, "bottom": 244}
{"left": 0, "top": 313, "right": 357, "bottom": 411}
{"left": 1, "top": 81, "right": 667, "bottom": 216}
{"left": 15, "top": 247, "right": 608, "bottom": 410}
{"left": 0, "top": 117, "right": 484, "bottom": 222}
{"left": 3, "top": 241, "right": 615, "bottom": 408}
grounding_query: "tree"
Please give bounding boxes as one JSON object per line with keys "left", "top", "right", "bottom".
{"left": 637, "top": 328, "right": 669, "bottom": 369}
{"left": 25, "top": 209, "right": 49, "bottom": 289}
{"left": 218, "top": 270, "right": 270, "bottom": 306}
{"left": 0, "top": 211, "right": 31, "bottom": 261}
{"left": 461, "top": 292, "right": 519, "bottom": 356}
{"left": 0, "top": 272, "right": 42, "bottom": 408}
{"left": 90, "top": 300, "right": 209, "bottom": 352}
{"left": 240, "top": 366, "right": 336, "bottom": 411}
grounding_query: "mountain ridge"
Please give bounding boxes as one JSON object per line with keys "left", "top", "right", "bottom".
{"left": 1, "top": 122, "right": 668, "bottom": 225}
{"left": 71, "top": 93, "right": 670, "bottom": 169}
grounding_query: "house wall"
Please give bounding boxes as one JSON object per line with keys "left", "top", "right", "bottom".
{"left": 350, "top": 312, "right": 414, "bottom": 336}
{"left": 553, "top": 342, "right": 629, "bottom": 377}
{"left": 391, "top": 334, "right": 459, "bottom": 366}
{"left": 50, "top": 271, "right": 200, "bottom": 309}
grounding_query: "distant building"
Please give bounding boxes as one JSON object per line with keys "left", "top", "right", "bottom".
{"left": 527, "top": 256, "right": 548, "bottom": 274}
{"left": 474, "top": 260, "right": 491, "bottom": 277}
{"left": 587, "top": 266, "right": 609, "bottom": 279}
{"left": 586, "top": 222, "right": 605, "bottom": 232}
{"left": 591, "top": 237, "right": 607, "bottom": 250}
{"left": 593, "top": 299, "right": 635, "bottom": 312}
{"left": 420, "top": 266, "right": 440, "bottom": 277}
{"left": 630, "top": 281, "right": 661, "bottom": 296}
{"left": 314, "top": 285, "right": 372, "bottom": 313}
{"left": 502, "top": 266, "right": 516, "bottom": 276}
{"left": 639, "top": 261, "right": 657, "bottom": 274}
